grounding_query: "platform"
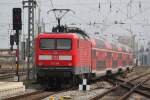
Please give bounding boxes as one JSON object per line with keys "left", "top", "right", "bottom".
{"left": 0, "top": 82, "right": 25, "bottom": 99}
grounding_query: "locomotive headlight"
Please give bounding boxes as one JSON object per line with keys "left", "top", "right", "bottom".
{"left": 59, "top": 55, "right": 72, "bottom": 60}
{"left": 39, "top": 55, "right": 52, "bottom": 60}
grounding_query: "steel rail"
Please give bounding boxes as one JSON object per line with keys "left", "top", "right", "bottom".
{"left": 0, "top": 72, "right": 26, "bottom": 79}
{"left": 90, "top": 72, "right": 150, "bottom": 100}
{"left": 5, "top": 84, "right": 78, "bottom": 100}
{"left": 119, "top": 81, "right": 150, "bottom": 98}
{"left": 4, "top": 90, "right": 46, "bottom": 100}
{"left": 118, "top": 76, "right": 150, "bottom": 100}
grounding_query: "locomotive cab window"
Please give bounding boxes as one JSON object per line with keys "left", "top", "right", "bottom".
{"left": 40, "top": 38, "right": 71, "bottom": 50}
{"left": 57, "top": 39, "right": 71, "bottom": 50}
{"left": 40, "top": 39, "right": 55, "bottom": 50}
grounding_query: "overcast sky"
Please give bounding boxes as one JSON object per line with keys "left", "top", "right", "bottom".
{"left": 0, "top": 0, "right": 150, "bottom": 48}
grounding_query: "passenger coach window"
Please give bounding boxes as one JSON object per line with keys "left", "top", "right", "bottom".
{"left": 118, "top": 54, "right": 122, "bottom": 59}
{"left": 57, "top": 39, "right": 71, "bottom": 50}
{"left": 107, "top": 52, "right": 112, "bottom": 58}
{"left": 40, "top": 39, "right": 55, "bottom": 49}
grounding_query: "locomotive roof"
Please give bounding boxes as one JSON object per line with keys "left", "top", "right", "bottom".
{"left": 37, "top": 32, "right": 78, "bottom": 38}
{"left": 38, "top": 28, "right": 90, "bottom": 40}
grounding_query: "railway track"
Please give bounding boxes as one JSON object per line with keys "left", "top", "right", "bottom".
{"left": 0, "top": 69, "right": 14, "bottom": 74}
{"left": 4, "top": 90, "right": 54, "bottom": 100}
{"left": 2, "top": 67, "right": 150, "bottom": 100}
{"left": 118, "top": 76, "right": 150, "bottom": 100}
{"left": 0, "top": 68, "right": 33, "bottom": 79}
{"left": 90, "top": 71, "right": 150, "bottom": 100}
{"left": 0, "top": 72, "right": 26, "bottom": 79}
{"left": 5, "top": 86, "right": 77, "bottom": 100}
{"left": 121, "top": 66, "right": 150, "bottom": 80}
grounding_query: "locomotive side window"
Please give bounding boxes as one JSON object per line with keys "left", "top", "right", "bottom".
{"left": 57, "top": 39, "right": 71, "bottom": 50}
{"left": 40, "top": 39, "right": 55, "bottom": 50}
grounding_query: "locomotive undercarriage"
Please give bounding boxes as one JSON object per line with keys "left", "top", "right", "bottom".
{"left": 36, "top": 67, "right": 93, "bottom": 89}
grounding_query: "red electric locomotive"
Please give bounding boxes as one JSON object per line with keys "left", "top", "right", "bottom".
{"left": 35, "top": 27, "right": 133, "bottom": 87}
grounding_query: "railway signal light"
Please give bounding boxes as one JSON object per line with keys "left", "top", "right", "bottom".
{"left": 10, "top": 35, "right": 14, "bottom": 50}
{"left": 13, "top": 8, "right": 22, "bottom": 30}
{"left": 10, "top": 35, "right": 14, "bottom": 46}
{"left": 14, "top": 33, "right": 19, "bottom": 45}
{"left": 10, "top": 33, "right": 19, "bottom": 50}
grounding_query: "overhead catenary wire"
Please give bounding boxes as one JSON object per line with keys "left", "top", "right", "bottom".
{"left": 90, "top": 0, "right": 150, "bottom": 38}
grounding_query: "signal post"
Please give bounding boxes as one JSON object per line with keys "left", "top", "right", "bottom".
{"left": 10, "top": 8, "right": 22, "bottom": 82}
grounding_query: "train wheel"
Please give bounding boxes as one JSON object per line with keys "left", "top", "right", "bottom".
{"left": 72, "top": 76, "right": 78, "bottom": 86}
{"left": 126, "top": 67, "right": 130, "bottom": 73}
{"left": 84, "top": 73, "right": 92, "bottom": 84}
{"left": 117, "top": 68, "right": 123, "bottom": 75}
{"left": 72, "top": 75, "right": 81, "bottom": 86}
{"left": 56, "top": 78, "right": 62, "bottom": 90}
{"left": 106, "top": 70, "right": 112, "bottom": 77}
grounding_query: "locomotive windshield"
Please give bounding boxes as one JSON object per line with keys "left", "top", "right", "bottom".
{"left": 40, "top": 39, "right": 55, "bottom": 49}
{"left": 40, "top": 38, "right": 71, "bottom": 50}
{"left": 56, "top": 39, "right": 71, "bottom": 50}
